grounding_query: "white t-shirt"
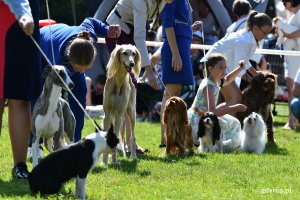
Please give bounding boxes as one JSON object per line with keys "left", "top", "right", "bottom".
{"left": 201, "top": 30, "right": 257, "bottom": 76}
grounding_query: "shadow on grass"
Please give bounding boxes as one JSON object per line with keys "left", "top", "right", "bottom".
{"left": 139, "top": 151, "right": 207, "bottom": 164}
{"left": 264, "top": 142, "right": 289, "bottom": 155}
{"left": 274, "top": 121, "right": 286, "bottom": 127}
{"left": 0, "top": 178, "right": 72, "bottom": 198}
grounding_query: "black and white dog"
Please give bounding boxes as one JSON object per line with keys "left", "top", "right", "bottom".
{"left": 31, "top": 65, "right": 76, "bottom": 167}
{"left": 197, "top": 112, "right": 222, "bottom": 152}
{"left": 28, "top": 124, "right": 119, "bottom": 199}
{"left": 240, "top": 112, "right": 266, "bottom": 154}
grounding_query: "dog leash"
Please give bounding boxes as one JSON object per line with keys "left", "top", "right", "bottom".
{"left": 150, "top": 62, "right": 171, "bottom": 98}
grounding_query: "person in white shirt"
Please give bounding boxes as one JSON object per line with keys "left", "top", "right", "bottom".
{"left": 201, "top": 11, "right": 273, "bottom": 115}
{"left": 105, "top": 0, "right": 170, "bottom": 90}
{"left": 277, "top": 0, "right": 300, "bottom": 129}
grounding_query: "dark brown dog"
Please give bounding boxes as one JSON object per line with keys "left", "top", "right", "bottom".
{"left": 236, "top": 72, "right": 277, "bottom": 142}
{"left": 163, "top": 96, "right": 194, "bottom": 155}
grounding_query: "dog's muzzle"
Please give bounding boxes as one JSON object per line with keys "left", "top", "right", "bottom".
{"left": 123, "top": 61, "right": 134, "bottom": 73}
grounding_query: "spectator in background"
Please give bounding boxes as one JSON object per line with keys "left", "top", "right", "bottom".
{"left": 290, "top": 68, "right": 300, "bottom": 123}
{"left": 227, "top": 0, "right": 252, "bottom": 33}
{"left": 0, "top": 0, "right": 41, "bottom": 179}
{"left": 191, "top": 30, "right": 204, "bottom": 90}
{"left": 190, "top": 0, "right": 219, "bottom": 45}
{"left": 86, "top": 74, "right": 106, "bottom": 106}
{"left": 279, "top": 0, "right": 300, "bottom": 129}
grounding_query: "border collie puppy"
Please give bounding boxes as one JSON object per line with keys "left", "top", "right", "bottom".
{"left": 28, "top": 125, "right": 119, "bottom": 199}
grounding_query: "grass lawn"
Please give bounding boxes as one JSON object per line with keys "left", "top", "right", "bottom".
{"left": 0, "top": 102, "right": 299, "bottom": 199}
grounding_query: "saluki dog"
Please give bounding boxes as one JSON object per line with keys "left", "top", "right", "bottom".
{"left": 102, "top": 44, "right": 141, "bottom": 164}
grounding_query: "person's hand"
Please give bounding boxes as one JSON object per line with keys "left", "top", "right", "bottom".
{"left": 239, "top": 60, "right": 245, "bottom": 69}
{"left": 18, "top": 15, "right": 34, "bottom": 36}
{"left": 172, "top": 53, "right": 182, "bottom": 72}
{"left": 150, "top": 53, "right": 160, "bottom": 65}
{"left": 107, "top": 24, "right": 121, "bottom": 38}
{"left": 145, "top": 65, "right": 159, "bottom": 90}
{"left": 232, "top": 104, "right": 247, "bottom": 113}
{"left": 282, "top": 30, "right": 293, "bottom": 39}
{"left": 192, "top": 21, "right": 203, "bottom": 32}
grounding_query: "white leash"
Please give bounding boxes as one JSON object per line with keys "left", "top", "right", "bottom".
{"left": 200, "top": 24, "right": 210, "bottom": 112}
{"left": 45, "top": 0, "right": 55, "bottom": 65}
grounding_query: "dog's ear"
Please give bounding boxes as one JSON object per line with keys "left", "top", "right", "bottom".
{"left": 197, "top": 117, "right": 206, "bottom": 138}
{"left": 43, "top": 65, "right": 52, "bottom": 78}
{"left": 133, "top": 46, "right": 141, "bottom": 77}
{"left": 212, "top": 115, "right": 221, "bottom": 145}
{"left": 162, "top": 107, "right": 168, "bottom": 124}
{"left": 106, "top": 124, "right": 119, "bottom": 149}
{"left": 106, "top": 45, "right": 123, "bottom": 78}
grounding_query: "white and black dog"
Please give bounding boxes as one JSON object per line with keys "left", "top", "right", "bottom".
{"left": 28, "top": 124, "right": 119, "bottom": 199}
{"left": 31, "top": 65, "right": 76, "bottom": 167}
{"left": 240, "top": 112, "right": 266, "bottom": 154}
{"left": 197, "top": 112, "right": 223, "bottom": 152}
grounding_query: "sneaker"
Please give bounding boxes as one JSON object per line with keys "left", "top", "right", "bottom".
{"left": 12, "top": 162, "right": 29, "bottom": 179}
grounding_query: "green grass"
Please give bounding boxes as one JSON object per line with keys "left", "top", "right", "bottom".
{"left": 0, "top": 102, "right": 299, "bottom": 199}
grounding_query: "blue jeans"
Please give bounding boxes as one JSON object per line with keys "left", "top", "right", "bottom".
{"left": 291, "top": 97, "right": 300, "bottom": 122}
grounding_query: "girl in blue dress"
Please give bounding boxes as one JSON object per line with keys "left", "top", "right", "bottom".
{"left": 159, "top": 0, "right": 202, "bottom": 147}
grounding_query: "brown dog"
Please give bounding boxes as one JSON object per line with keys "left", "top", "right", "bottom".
{"left": 163, "top": 96, "right": 194, "bottom": 155}
{"left": 236, "top": 72, "right": 277, "bottom": 142}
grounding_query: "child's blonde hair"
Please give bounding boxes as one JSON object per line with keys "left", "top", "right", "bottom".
{"left": 203, "top": 54, "right": 226, "bottom": 77}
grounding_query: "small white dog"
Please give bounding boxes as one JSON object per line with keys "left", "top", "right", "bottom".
{"left": 240, "top": 112, "right": 266, "bottom": 154}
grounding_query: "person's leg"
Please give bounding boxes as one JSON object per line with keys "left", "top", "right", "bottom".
{"left": 160, "top": 84, "right": 182, "bottom": 146}
{"left": 283, "top": 77, "right": 298, "bottom": 129}
{"left": 220, "top": 81, "right": 242, "bottom": 116}
{"left": 69, "top": 73, "right": 86, "bottom": 142}
{"left": 290, "top": 97, "right": 300, "bottom": 123}
{"left": 8, "top": 99, "right": 31, "bottom": 165}
{"left": 0, "top": 99, "right": 5, "bottom": 137}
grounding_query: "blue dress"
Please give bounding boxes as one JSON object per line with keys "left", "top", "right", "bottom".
{"left": 39, "top": 18, "right": 108, "bottom": 142}
{"left": 161, "top": 0, "right": 194, "bottom": 85}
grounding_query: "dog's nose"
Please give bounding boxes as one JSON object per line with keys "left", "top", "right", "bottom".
{"left": 68, "top": 82, "right": 75, "bottom": 90}
{"left": 129, "top": 62, "right": 135, "bottom": 68}
{"left": 248, "top": 118, "right": 252, "bottom": 124}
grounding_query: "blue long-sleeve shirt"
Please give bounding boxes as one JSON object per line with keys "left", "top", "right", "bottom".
{"left": 40, "top": 17, "right": 108, "bottom": 76}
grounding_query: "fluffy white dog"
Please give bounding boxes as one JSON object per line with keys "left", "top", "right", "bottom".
{"left": 240, "top": 112, "right": 266, "bottom": 154}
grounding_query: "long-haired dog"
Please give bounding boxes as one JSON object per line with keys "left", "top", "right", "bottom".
{"left": 240, "top": 112, "right": 266, "bottom": 154}
{"left": 197, "top": 112, "right": 223, "bottom": 153}
{"left": 28, "top": 124, "right": 119, "bottom": 200}
{"left": 102, "top": 44, "right": 141, "bottom": 164}
{"left": 236, "top": 72, "right": 277, "bottom": 142}
{"left": 163, "top": 96, "right": 193, "bottom": 155}
{"left": 31, "top": 65, "right": 76, "bottom": 167}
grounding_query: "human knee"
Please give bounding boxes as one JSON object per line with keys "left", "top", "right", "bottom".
{"left": 290, "top": 98, "right": 300, "bottom": 121}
